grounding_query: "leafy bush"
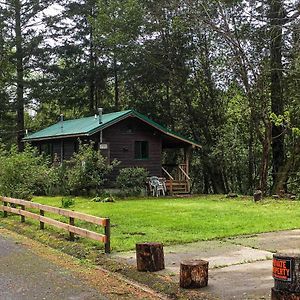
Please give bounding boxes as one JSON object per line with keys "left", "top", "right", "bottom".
{"left": 66, "top": 143, "right": 118, "bottom": 195}
{"left": 41, "top": 163, "right": 69, "bottom": 196}
{"left": 0, "top": 144, "right": 49, "bottom": 200}
{"left": 116, "top": 167, "right": 148, "bottom": 195}
{"left": 61, "top": 197, "right": 75, "bottom": 208}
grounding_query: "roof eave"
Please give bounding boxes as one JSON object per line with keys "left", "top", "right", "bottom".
{"left": 23, "top": 132, "right": 89, "bottom": 142}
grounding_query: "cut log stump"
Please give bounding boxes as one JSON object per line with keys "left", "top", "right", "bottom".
{"left": 254, "top": 190, "right": 263, "bottom": 202}
{"left": 180, "top": 260, "right": 209, "bottom": 289}
{"left": 136, "top": 242, "right": 165, "bottom": 272}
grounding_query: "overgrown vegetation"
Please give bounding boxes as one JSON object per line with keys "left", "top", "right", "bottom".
{"left": 0, "top": 145, "right": 49, "bottom": 200}
{"left": 116, "top": 167, "right": 148, "bottom": 195}
{"left": 0, "top": 143, "right": 119, "bottom": 198}
{"left": 66, "top": 143, "right": 118, "bottom": 195}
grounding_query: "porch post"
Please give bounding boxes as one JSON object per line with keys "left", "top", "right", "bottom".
{"left": 184, "top": 146, "right": 192, "bottom": 193}
{"left": 184, "top": 146, "right": 192, "bottom": 176}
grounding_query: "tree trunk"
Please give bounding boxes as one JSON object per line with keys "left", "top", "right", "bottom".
{"left": 211, "top": 168, "right": 227, "bottom": 194}
{"left": 15, "top": 0, "right": 24, "bottom": 152}
{"left": 89, "top": 22, "right": 95, "bottom": 113}
{"left": 269, "top": 0, "right": 285, "bottom": 192}
{"left": 258, "top": 122, "right": 272, "bottom": 194}
{"left": 275, "top": 142, "right": 300, "bottom": 192}
{"left": 202, "top": 153, "right": 226, "bottom": 194}
{"left": 248, "top": 120, "right": 254, "bottom": 193}
{"left": 113, "top": 53, "right": 119, "bottom": 110}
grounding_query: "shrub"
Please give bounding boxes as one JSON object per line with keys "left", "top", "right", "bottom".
{"left": 39, "top": 164, "right": 68, "bottom": 196}
{"left": 66, "top": 143, "right": 118, "bottom": 195}
{"left": 0, "top": 144, "right": 49, "bottom": 200}
{"left": 61, "top": 197, "right": 75, "bottom": 208}
{"left": 116, "top": 167, "right": 148, "bottom": 195}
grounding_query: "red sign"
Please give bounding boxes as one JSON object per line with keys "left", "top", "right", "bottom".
{"left": 273, "top": 258, "right": 292, "bottom": 282}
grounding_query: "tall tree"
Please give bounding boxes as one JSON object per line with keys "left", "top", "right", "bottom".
{"left": 94, "top": 0, "right": 143, "bottom": 110}
{"left": 269, "top": 0, "right": 285, "bottom": 192}
{"left": 0, "top": 10, "right": 14, "bottom": 146}
{"left": 1, "top": 0, "right": 54, "bottom": 150}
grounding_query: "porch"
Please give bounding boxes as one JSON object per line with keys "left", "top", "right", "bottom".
{"left": 162, "top": 164, "right": 191, "bottom": 195}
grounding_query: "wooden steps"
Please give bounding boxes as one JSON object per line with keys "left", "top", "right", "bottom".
{"left": 165, "top": 180, "right": 190, "bottom": 194}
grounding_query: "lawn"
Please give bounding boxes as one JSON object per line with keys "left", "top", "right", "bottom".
{"left": 30, "top": 195, "right": 300, "bottom": 252}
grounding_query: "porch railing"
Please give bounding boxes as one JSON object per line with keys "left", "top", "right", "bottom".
{"left": 162, "top": 164, "right": 191, "bottom": 194}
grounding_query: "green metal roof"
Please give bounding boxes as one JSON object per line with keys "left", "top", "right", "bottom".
{"left": 23, "top": 110, "right": 201, "bottom": 147}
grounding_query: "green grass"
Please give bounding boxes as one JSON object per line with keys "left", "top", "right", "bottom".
{"left": 29, "top": 195, "right": 300, "bottom": 252}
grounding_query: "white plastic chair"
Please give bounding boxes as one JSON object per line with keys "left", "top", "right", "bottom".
{"left": 149, "top": 176, "right": 165, "bottom": 197}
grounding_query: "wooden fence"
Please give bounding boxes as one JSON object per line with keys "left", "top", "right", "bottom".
{"left": 0, "top": 196, "right": 110, "bottom": 253}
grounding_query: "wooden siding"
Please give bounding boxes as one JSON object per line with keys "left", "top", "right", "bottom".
{"left": 33, "top": 138, "right": 77, "bottom": 163}
{"left": 100, "top": 117, "right": 162, "bottom": 177}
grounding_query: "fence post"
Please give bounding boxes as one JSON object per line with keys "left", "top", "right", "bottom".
{"left": 69, "top": 217, "right": 75, "bottom": 241}
{"left": 40, "top": 210, "right": 44, "bottom": 229}
{"left": 104, "top": 218, "right": 110, "bottom": 254}
{"left": 3, "top": 201, "right": 7, "bottom": 217}
{"left": 20, "top": 205, "right": 25, "bottom": 222}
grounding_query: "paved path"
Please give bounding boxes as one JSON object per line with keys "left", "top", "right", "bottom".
{"left": 0, "top": 234, "right": 107, "bottom": 300}
{"left": 115, "top": 229, "right": 300, "bottom": 299}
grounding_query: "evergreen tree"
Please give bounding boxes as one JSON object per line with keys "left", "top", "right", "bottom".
{"left": 0, "top": 0, "right": 55, "bottom": 150}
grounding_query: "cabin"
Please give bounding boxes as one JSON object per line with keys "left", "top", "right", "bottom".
{"left": 23, "top": 110, "right": 201, "bottom": 194}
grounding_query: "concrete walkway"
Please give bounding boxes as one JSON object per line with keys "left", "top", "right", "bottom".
{"left": 115, "top": 229, "right": 300, "bottom": 299}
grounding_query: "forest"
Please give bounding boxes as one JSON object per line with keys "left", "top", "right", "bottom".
{"left": 0, "top": 0, "right": 299, "bottom": 196}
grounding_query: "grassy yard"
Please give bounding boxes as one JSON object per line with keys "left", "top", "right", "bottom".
{"left": 29, "top": 195, "right": 300, "bottom": 252}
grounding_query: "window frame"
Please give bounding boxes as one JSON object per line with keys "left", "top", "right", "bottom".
{"left": 134, "top": 141, "right": 149, "bottom": 160}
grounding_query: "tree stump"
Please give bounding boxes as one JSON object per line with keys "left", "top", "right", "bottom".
{"left": 180, "top": 260, "right": 209, "bottom": 289}
{"left": 226, "top": 193, "right": 238, "bottom": 198}
{"left": 253, "top": 190, "right": 263, "bottom": 202}
{"left": 272, "top": 253, "right": 300, "bottom": 299}
{"left": 136, "top": 242, "right": 165, "bottom": 272}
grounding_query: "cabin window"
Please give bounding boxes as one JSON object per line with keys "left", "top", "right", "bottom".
{"left": 40, "top": 143, "right": 52, "bottom": 156}
{"left": 134, "top": 141, "right": 149, "bottom": 159}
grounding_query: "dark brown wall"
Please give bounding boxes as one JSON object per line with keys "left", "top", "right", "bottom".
{"left": 100, "top": 117, "right": 162, "bottom": 177}
{"left": 33, "top": 138, "right": 77, "bottom": 163}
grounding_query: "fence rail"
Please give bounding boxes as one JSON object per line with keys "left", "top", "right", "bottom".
{"left": 0, "top": 196, "right": 110, "bottom": 253}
